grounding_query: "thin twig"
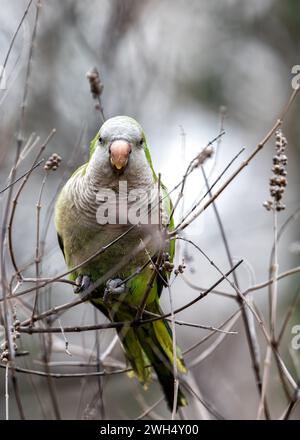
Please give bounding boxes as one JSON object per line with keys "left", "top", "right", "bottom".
{"left": 167, "top": 284, "right": 178, "bottom": 420}
{"left": 201, "top": 165, "right": 265, "bottom": 415}
{"left": 7, "top": 129, "right": 56, "bottom": 278}
{"left": 173, "top": 85, "right": 300, "bottom": 235}
{"left": 57, "top": 319, "right": 72, "bottom": 356}
{"left": 277, "top": 290, "right": 300, "bottom": 344}
{"left": 5, "top": 363, "right": 9, "bottom": 420}
{"left": 0, "top": 159, "right": 44, "bottom": 195}
{"left": 32, "top": 172, "right": 48, "bottom": 321}
{"left": 0, "top": 0, "right": 33, "bottom": 87}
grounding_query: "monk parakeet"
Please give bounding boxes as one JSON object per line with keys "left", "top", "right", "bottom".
{"left": 55, "top": 116, "right": 187, "bottom": 410}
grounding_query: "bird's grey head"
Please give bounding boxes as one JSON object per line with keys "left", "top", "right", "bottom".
{"left": 90, "top": 116, "right": 153, "bottom": 184}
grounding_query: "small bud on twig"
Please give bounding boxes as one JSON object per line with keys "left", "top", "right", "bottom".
{"left": 86, "top": 67, "right": 106, "bottom": 122}
{"left": 44, "top": 153, "right": 62, "bottom": 171}
{"left": 192, "top": 146, "right": 214, "bottom": 170}
{"left": 86, "top": 67, "right": 104, "bottom": 99}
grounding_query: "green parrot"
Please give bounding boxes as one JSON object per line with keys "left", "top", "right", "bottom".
{"left": 55, "top": 115, "right": 187, "bottom": 410}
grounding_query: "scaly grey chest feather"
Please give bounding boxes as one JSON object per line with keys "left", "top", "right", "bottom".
{"left": 55, "top": 167, "right": 164, "bottom": 281}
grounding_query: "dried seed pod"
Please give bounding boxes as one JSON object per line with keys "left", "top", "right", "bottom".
{"left": 44, "top": 153, "right": 62, "bottom": 171}
{"left": 264, "top": 129, "right": 288, "bottom": 212}
{"left": 272, "top": 164, "right": 281, "bottom": 174}
{"left": 86, "top": 67, "right": 104, "bottom": 99}
{"left": 174, "top": 260, "right": 186, "bottom": 275}
{"left": 163, "top": 261, "right": 174, "bottom": 272}
{"left": 280, "top": 155, "right": 288, "bottom": 166}
{"left": 193, "top": 146, "right": 214, "bottom": 169}
{"left": 273, "top": 155, "right": 281, "bottom": 165}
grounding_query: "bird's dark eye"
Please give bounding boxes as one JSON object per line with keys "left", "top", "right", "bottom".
{"left": 99, "top": 137, "right": 103, "bottom": 144}
{"left": 139, "top": 138, "right": 144, "bottom": 146}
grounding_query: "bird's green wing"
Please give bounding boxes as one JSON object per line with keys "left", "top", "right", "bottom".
{"left": 143, "top": 139, "right": 175, "bottom": 295}
{"left": 89, "top": 130, "right": 99, "bottom": 158}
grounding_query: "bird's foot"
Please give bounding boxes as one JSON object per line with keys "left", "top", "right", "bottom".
{"left": 103, "top": 278, "right": 126, "bottom": 304}
{"left": 74, "top": 275, "right": 92, "bottom": 298}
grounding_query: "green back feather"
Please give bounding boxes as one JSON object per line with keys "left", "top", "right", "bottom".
{"left": 89, "top": 130, "right": 100, "bottom": 158}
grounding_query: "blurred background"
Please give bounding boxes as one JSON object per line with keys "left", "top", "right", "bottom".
{"left": 0, "top": 0, "right": 300, "bottom": 419}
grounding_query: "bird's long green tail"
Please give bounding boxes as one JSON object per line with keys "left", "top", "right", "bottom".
{"left": 115, "top": 305, "right": 187, "bottom": 411}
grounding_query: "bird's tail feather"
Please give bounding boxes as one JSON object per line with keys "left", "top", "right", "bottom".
{"left": 135, "top": 320, "right": 187, "bottom": 410}
{"left": 119, "top": 326, "right": 152, "bottom": 384}
{"left": 91, "top": 299, "right": 187, "bottom": 410}
{"left": 116, "top": 303, "right": 187, "bottom": 410}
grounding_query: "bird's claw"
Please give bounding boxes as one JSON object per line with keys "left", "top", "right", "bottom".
{"left": 74, "top": 275, "right": 92, "bottom": 296}
{"left": 103, "top": 278, "right": 126, "bottom": 304}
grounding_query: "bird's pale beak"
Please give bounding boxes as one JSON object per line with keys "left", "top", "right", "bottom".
{"left": 109, "top": 140, "right": 131, "bottom": 172}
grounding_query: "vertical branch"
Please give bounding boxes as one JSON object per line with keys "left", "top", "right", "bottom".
{"left": 206, "top": 105, "right": 226, "bottom": 183}
{"left": 32, "top": 173, "right": 48, "bottom": 321}
{"left": 11, "top": 373, "right": 26, "bottom": 419}
{"left": 93, "top": 309, "right": 105, "bottom": 419}
{"left": 0, "top": 0, "right": 33, "bottom": 89}
{"left": 5, "top": 363, "right": 9, "bottom": 420}
{"left": 270, "top": 210, "right": 279, "bottom": 338}
{"left": 257, "top": 346, "right": 272, "bottom": 419}
{"left": 258, "top": 210, "right": 279, "bottom": 420}
{"left": 200, "top": 166, "right": 269, "bottom": 418}
{"left": 168, "top": 285, "right": 178, "bottom": 420}
{"left": 179, "top": 126, "right": 186, "bottom": 224}
{"left": 86, "top": 67, "right": 106, "bottom": 123}
{"left": 18, "top": 0, "right": 42, "bottom": 143}
{"left": 7, "top": 129, "right": 56, "bottom": 279}
{"left": 39, "top": 325, "right": 62, "bottom": 419}
{"left": 259, "top": 129, "right": 289, "bottom": 418}
{"left": 1, "top": 0, "right": 43, "bottom": 339}
{"left": 176, "top": 127, "right": 187, "bottom": 268}
{"left": 158, "top": 173, "right": 162, "bottom": 230}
